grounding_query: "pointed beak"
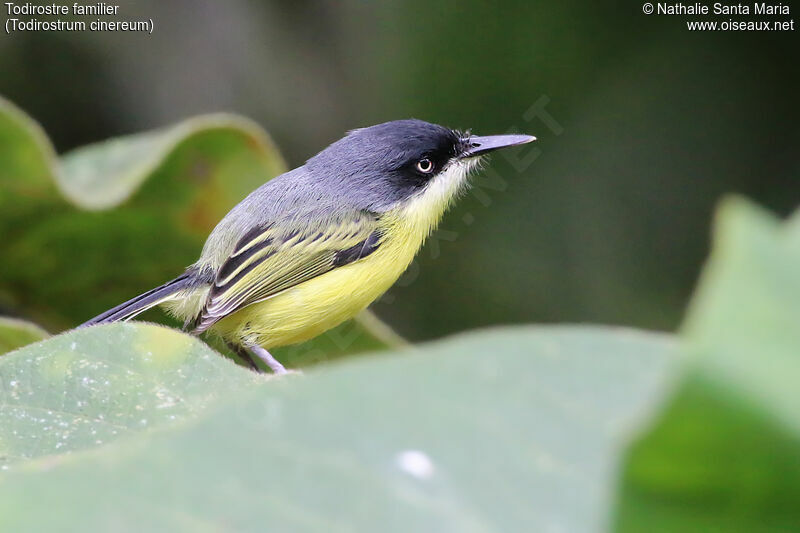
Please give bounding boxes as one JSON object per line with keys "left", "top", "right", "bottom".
{"left": 460, "top": 133, "right": 536, "bottom": 158}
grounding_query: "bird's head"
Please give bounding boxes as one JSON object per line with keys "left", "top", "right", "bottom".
{"left": 306, "top": 119, "right": 535, "bottom": 213}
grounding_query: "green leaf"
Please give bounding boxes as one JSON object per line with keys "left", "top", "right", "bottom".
{"left": 0, "top": 317, "right": 48, "bottom": 354}
{"left": 0, "top": 95, "right": 287, "bottom": 328}
{"left": 0, "top": 325, "right": 676, "bottom": 531}
{"left": 0, "top": 96, "right": 60, "bottom": 200}
{"left": 0, "top": 95, "right": 403, "bottom": 357}
{"left": 0, "top": 322, "right": 257, "bottom": 467}
{"left": 614, "top": 197, "right": 800, "bottom": 533}
{"left": 58, "top": 114, "right": 286, "bottom": 211}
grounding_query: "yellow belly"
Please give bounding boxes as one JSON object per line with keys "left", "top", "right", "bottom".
{"left": 209, "top": 229, "right": 416, "bottom": 348}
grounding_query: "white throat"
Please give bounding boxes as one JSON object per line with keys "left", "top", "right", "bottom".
{"left": 397, "top": 157, "right": 481, "bottom": 239}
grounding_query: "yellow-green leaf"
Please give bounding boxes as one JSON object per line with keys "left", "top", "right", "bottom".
{"left": 615, "top": 197, "right": 800, "bottom": 533}
{"left": 0, "top": 317, "right": 48, "bottom": 354}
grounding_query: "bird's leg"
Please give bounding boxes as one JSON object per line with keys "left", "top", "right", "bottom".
{"left": 243, "top": 341, "right": 288, "bottom": 375}
{"left": 224, "top": 341, "right": 262, "bottom": 373}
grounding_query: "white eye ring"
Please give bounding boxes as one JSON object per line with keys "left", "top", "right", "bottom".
{"left": 416, "top": 158, "right": 434, "bottom": 174}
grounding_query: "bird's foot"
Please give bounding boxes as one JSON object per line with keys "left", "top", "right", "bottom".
{"left": 246, "top": 342, "right": 290, "bottom": 375}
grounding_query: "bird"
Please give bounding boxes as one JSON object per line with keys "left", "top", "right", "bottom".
{"left": 81, "top": 119, "right": 535, "bottom": 373}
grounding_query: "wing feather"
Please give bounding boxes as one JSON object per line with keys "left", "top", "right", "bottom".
{"left": 192, "top": 213, "right": 382, "bottom": 333}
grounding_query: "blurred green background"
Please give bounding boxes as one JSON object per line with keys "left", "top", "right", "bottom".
{"left": 0, "top": 0, "right": 797, "bottom": 340}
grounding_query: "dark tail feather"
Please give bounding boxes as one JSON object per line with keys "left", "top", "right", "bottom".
{"left": 80, "top": 273, "right": 195, "bottom": 327}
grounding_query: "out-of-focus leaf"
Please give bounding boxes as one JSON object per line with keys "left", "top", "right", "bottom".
{"left": 0, "top": 322, "right": 258, "bottom": 468}
{"left": 58, "top": 115, "right": 284, "bottom": 211}
{"left": 0, "top": 95, "right": 286, "bottom": 327}
{"left": 0, "top": 96, "right": 404, "bottom": 357}
{"left": 0, "top": 317, "right": 48, "bottom": 354}
{"left": 0, "top": 96, "right": 60, "bottom": 199}
{"left": 614, "top": 197, "right": 800, "bottom": 533}
{"left": 0, "top": 326, "right": 676, "bottom": 532}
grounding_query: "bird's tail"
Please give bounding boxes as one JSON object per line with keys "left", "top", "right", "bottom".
{"left": 80, "top": 272, "right": 196, "bottom": 327}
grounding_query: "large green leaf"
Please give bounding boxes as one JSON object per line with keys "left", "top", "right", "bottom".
{"left": 0, "top": 323, "right": 258, "bottom": 467}
{"left": 0, "top": 317, "right": 48, "bottom": 354}
{"left": 614, "top": 198, "right": 800, "bottom": 532}
{"left": 0, "top": 324, "right": 676, "bottom": 531}
{"left": 0, "top": 96, "right": 402, "bottom": 359}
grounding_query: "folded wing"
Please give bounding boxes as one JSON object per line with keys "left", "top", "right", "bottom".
{"left": 191, "top": 213, "right": 382, "bottom": 333}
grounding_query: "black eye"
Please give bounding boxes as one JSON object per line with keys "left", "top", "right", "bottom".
{"left": 415, "top": 158, "right": 434, "bottom": 174}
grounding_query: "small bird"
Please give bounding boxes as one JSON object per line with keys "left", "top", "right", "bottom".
{"left": 82, "top": 119, "right": 534, "bottom": 373}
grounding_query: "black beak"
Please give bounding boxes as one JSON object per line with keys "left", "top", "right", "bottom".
{"left": 460, "top": 134, "right": 536, "bottom": 158}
